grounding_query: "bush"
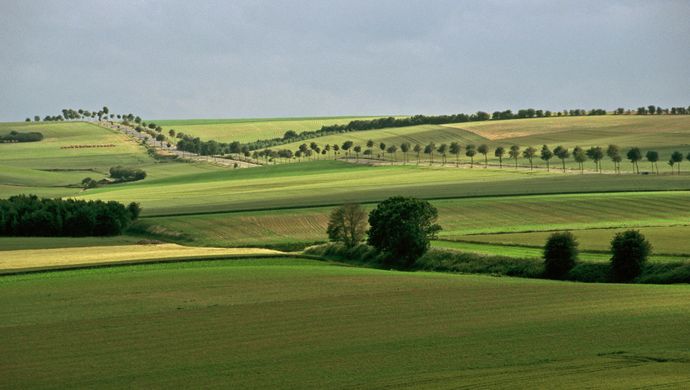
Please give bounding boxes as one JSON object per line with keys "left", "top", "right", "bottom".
{"left": 0, "top": 194, "right": 141, "bottom": 237}
{"left": 0, "top": 131, "right": 44, "bottom": 143}
{"left": 543, "top": 232, "right": 579, "bottom": 279}
{"left": 367, "top": 196, "right": 441, "bottom": 268}
{"left": 610, "top": 230, "right": 652, "bottom": 282}
{"left": 109, "top": 166, "right": 147, "bottom": 182}
{"left": 81, "top": 177, "right": 98, "bottom": 189}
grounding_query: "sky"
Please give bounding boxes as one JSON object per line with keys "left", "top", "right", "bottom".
{"left": 1, "top": 0, "right": 689, "bottom": 121}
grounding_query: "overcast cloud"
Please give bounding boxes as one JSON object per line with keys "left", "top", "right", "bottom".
{"left": 1, "top": 0, "right": 689, "bottom": 120}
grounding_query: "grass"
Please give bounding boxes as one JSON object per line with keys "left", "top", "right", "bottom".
{"left": 2, "top": 259, "right": 690, "bottom": 388}
{"left": 153, "top": 116, "right": 392, "bottom": 143}
{"left": 0, "top": 236, "right": 144, "bottom": 251}
{"left": 0, "top": 243, "right": 284, "bottom": 273}
{"left": 461, "top": 225, "right": 690, "bottom": 255}
{"left": 77, "top": 159, "right": 690, "bottom": 215}
{"left": 138, "top": 190, "right": 690, "bottom": 254}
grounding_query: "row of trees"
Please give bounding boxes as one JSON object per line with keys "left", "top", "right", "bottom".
{"left": 544, "top": 230, "right": 651, "bottom": 282}
{"left": 245, "top": 139, "right": 690, "bottom": 174}
{"left": 0, "top": 195, "right": 141, "bottom": 236}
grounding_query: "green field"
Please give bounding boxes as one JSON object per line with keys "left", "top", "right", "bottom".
{"left": 2, "top": 259, "right": 689, "bottom": 388}
{"left": 154, "top": 116, "right": 391, "bottom": 143}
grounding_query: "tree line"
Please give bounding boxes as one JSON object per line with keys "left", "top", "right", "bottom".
{"left": 0, "top": 195, "right": 141, "bottom": 236}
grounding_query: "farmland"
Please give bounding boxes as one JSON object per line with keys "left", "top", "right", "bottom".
{"left": 2, "top": 114, "right": 690, "bottom": 388}
{"left": 154, "top": 116, "right": 392, "bottom": 143}
{"left": 2, "top": 259, "right": 690, "bottom": 388}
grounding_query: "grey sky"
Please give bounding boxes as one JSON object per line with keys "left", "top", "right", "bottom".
{"left": 1, "top": 0, "right": 689, "bottom": 121}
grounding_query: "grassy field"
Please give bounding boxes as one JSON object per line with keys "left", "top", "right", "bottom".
{"left": 2, "top": 259, "right": 689, "bottom": 388}
{"left": 76, "top": 160, "right": 690, "bottom": 215}
{"left": 138, "top": 190, "right": 690, "bottom": 253}
{"left": 0, "top": 243, "right": 283, "bottom": 273}
{"left": 154, "top": 116, "right": 391, "bottom": 143}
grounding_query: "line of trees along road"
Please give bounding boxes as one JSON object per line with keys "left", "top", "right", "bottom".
{"left": 243, "top": 139, "right": 690, "bottom": 174}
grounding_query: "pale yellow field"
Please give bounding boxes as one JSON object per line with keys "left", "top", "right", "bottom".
{"left": 0, "top": 244, "right": 284, "bottom": 272}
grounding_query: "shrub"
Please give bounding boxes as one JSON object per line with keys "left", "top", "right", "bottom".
{"left": 543, "top": 232, "right": 579, "bottom": 279}
{"left": 610, "top": 230, "right": 652, "bottom": 282}
{"left": 0, "top": 131, "right": 44, "bottom": 143}
{"left": 109, "top": 166, "right": 147, "bottom": 182}
{"left": 367, "top": 196, "right": 441, "bottom": 268}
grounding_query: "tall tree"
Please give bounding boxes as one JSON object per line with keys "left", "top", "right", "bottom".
{"left": 586, "top": 146, "right": 604, "bottom": 173}
{"left": 342, "top": 141, "right": 353, "bottom": 158}
{"left": 400, "top": 142, "right": 410, "bottom": 164}
{"left": 543, "top": 232, "right": 579, "bottom": 280}
{"left": 645, "top": 150, "right": 659, "bottom": 174}
{"left": 424, "top": 142, "right": 436, "bottom": 165}
{"left": 366, "top": 139, "right": 374, "bottom": 157}
{"left": 610, "top": 230, "right": 651, "bottom": 282}
{"left": 553, "top": 146, "right": 570, "bottom": 172}
{"left": 379, "top": 142, "right": 386, "bottom": 159}
{"left": 670, "top": 151, "right": 684, "bottom": 174}
{"left": 509, "top": 145, "right": 520, "bottom": 169}
{"left": 477, "top": 144, "right": 489, "bottom": 168}
{"left": 449, "top": 142, "right": 461, "bottom": 167}
{"left": 465, "top": 144, "right": 477, "bottom": 167}
{"left": 495, "top": 146, "right": 505, "bottom": 168}
{"left": 540, "top": 145, "right": 553, "bottom": 171}
{"left": 437, "top": 143, "right": 448, "bottom": 165}
{"left": 522, "top": 146, "right": 537, "bottom": 170}
{"left": 573, "top": 146, "right": 587, "bottom": 174}
{"left": 626, "top": 147, "right": 642, "bottom": 173}
{"left": 327, "top": 203, "right": 368, "bottom": 248}
{"left": 386, "top": 145, "right": 398, "bottom": 161}
{"left": 413, "top": 143, "right": 422, "bottom": 165}
{"left": 606, "top": 145, "right": 622, "bottom": 174}
{"left": 353, "top": 145, "right": 362, "bottom": 161}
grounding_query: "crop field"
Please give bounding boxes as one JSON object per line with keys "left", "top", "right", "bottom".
{"left": 2, "top": 259, "right": 690, "bottom": 388}
{"left": 153, "top": 116, "right": 391, "bottom": 143}
{"left": 0, "top": 243, "right": 283, "bottom": 273}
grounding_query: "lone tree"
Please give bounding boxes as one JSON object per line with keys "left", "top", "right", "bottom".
{"left": 540, "top": 145, "right": 553, "bottom": 171}
{"left": 610, "top": 230, "right": 651, "bottom": 282}
{"left": 645, "top": 150, "right": 659, "bottom": 174}
{"left": 477, "top": 144, "right": 489, "bottom": 167}
{"left": 326, "top": 203, "right": 368, "bottom": 248}
{"left": 367, "top": 196, "right": 442, "bottom": 268}
{"left": 543, "top": 232, "right": 579, "bottom": 280}
{"left": 495, "top": 146, "right": 505, "bottom": 168}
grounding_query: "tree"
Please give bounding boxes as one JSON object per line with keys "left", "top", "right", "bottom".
{"left": 645, "top": 150, "right": 659, "bottom": 174}
{"left": 342, "top": 141, "right": 353, "bottom": 158}
{"left": 332, "top": 144, "right": 340, "bottom": 159}
{"left": 586, "top": 146, "right": 604, "bottom": 173}
{"left": 379, "top": 142, "right": 386, "bottom": 159}
{"left": 607, "top": 145, "right": 622, "bottom": 174}
{"left": 81, "top": 177, "right": 98, "bottom": 189}
{"left": 367, "top": 196, "right": 441, "bottom": 268}
{"left": 449, "top": 142, "right": 461, "bottom": 166}
{"left": 610, "top": 230, "right": 651, "bottom": 282}
{"left": 424, "top": 142, "right": 436, "bottom": 165}
{"left": 413, "top": 144, "right": 422, "bottom": 165}
{"left": 326, "top": 203, "right": 368, "bottom": 248}
{"left": 522, "top": 146, "right": 536, "bottom": 170}
{"left": 168, "top": 129, "right": 176, "bottom": 138}
{"left": 366, "top": 139, "right": 374, "bottom": 157}
{"left": 33, "top": 115, "right": 40, "bottom": 122}
{"left": 155, "top": 133, "right": 166, "bottom": 147}
{"left": 626, "top": 147, "right": 642, "bottom": 173}
{"left": 509, "top": 145, "right": 520, "bottom": 169}
{"left": 400, "top": 142, "right": 410, "bottom": 164}
{"left": 573, "top": 146, "right": 587, "bottom": 174}
{"left": 353, "top": 145, "right": 362, "bottom": 161}
{"left": 540, "top": 145, "right": 553, "bottom": 171}
{"left": 495, "top": 146, "right": 505, "bottom": 168}
{"left": 465, "top": 144, "right": 477, "bottom": 167}
{"left": 386, "top": 145, "right": 397, "bottom": 161}
{"left": 554, "top": 146, "right": 570, "bottom": 172}
{"left": 437, "top": 143, "right": 448, "bottom": 165}
{"left": 543, "top": 232, "right": 578, "bottom": 280}
{"left": 670, "top": 151, "right": 683, "bottom": 174}
{"left": 477, "top": 144, "right": 489, "bottom": 168}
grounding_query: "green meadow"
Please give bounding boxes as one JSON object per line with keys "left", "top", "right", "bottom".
{"left": 2, "top": 259, "right": 689, "bottom": 388}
